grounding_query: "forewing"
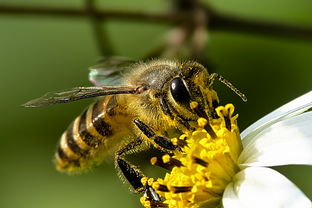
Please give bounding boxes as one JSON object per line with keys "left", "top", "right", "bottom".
{"left": 89, "top": 56, "right": 135, "bottom": 86}
{"left": 23, "top": 86, "right": 138, "bottom": 107}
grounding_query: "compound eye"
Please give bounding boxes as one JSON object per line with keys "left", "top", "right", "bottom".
{"left": 170, "top": 77, "right": 191, "bottom": 105}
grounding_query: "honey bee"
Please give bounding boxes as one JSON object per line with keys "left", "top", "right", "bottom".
{"left": 24, "top": 58, "right": 246, "bottom": 206}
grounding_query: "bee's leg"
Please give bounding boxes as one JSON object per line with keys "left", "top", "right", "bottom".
{"left": 115, "top": 138, "right": 167, "bottom": 207}
{"left": 115, "top": 138, "right": 145, "bottom": 192}
{"left": 134, "top": 119, "right": 180, "bottom": 151}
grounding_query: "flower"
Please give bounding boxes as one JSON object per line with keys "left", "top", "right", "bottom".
{"left": 141, "top": 91, "right": 312, "bottom": 208}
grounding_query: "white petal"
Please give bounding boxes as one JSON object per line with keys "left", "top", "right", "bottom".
{"left": 238, "top": 111, "right": 312, "bottom": 167}
{"left": 223, "top": 167, "right": 311, "bottom": 208}
{"left": 241, "top": 91, "right": 312, "bottom": 146}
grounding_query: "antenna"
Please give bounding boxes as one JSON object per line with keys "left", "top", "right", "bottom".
{"left": 208, "top": 73, "right": 247, "bottom": 102}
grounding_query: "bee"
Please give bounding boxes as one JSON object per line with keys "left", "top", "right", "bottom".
{"left": 24, "top": 58, "right": 246, "bottom": 207}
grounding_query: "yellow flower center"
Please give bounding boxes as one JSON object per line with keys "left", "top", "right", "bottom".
{"left": 141, "top": 104, "right": 243, "bottom": 208}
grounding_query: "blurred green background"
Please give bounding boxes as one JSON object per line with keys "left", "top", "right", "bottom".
{"left": 0, "top": 0, "right": 311, "bottom": 208}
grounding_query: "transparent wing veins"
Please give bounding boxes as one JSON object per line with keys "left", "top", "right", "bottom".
{"left": 23, "top": 86, "right": 139, "bottom": 107}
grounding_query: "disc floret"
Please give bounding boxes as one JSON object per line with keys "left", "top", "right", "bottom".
{"left": 141, "top": 104, "right": 242, "bottom": 208}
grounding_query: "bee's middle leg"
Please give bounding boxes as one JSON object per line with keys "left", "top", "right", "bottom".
{"left": 133, "top": 119, "right": 180, "bottom": 151}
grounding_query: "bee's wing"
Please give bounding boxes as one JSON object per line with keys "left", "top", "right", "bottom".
{"left": 89, "top": 56, "right": 135, "bottom": 86}
{"left": 23, "top": 86, "right": 139, "bottom": 107}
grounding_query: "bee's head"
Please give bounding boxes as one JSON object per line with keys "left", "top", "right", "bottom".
{"left": 165, "top": 61, "right": 219, "bottom": 123}
{"left": 127, "top": 60, "right": 221, "bottom": 127}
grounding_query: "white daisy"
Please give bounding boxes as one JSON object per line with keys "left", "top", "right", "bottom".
{"left": 141, "top": 91, "right": 312, "bottom": 208}
{"left": 224, "top": 91, "right": 312, "bottom": 208}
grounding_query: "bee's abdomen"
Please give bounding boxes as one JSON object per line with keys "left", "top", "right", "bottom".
{"left": 55, "top": 98, "right": 113, "bottom": 172}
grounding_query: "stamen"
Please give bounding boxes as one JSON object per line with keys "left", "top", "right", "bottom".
{"left": 215, "top": 104, "right": 236, "bottom": 131}
{"left": 224, "top": 116, "right": 231, "bottom": 131}
{"left": 197, "top": 117, "right": 217, "bottom": 139}
{"left": 225, "top": 104, "right": 235, "bottom": 117}
{"left": 204, "top": 122, "right": 217, "bottom": 139}
{"left": 197, "top": 118, "right": 207, "bottom": 127}
{"left": 189, "top": 99, "right": 209, "bottom": 119}
{"left": 172, "top": 186, "right": 192, "bottom": 193}
{"left": 150, "top": 156, "right": 183, "bottom": 170}
{"left": 193, "top": 157, "right": 208, "bottom": 167}
{"left": 171, "top": 137, "right": 188, "bottom": 148}
{"left": 153, "top": 182, "right": 169, "bottom": 192}
{"left": 155, "top": 184, "right": 170, "bottom": 192}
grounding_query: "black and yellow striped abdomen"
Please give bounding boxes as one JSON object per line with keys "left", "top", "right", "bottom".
{"left": 55, "top": 95, "right": 130, "bottom": 172}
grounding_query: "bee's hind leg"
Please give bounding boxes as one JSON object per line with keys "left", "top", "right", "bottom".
{"left": 115, "top": 138, "right": 167, "bottom": 207}
{"left": 115, "top": 138, "right": 145, "bottom": 192}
